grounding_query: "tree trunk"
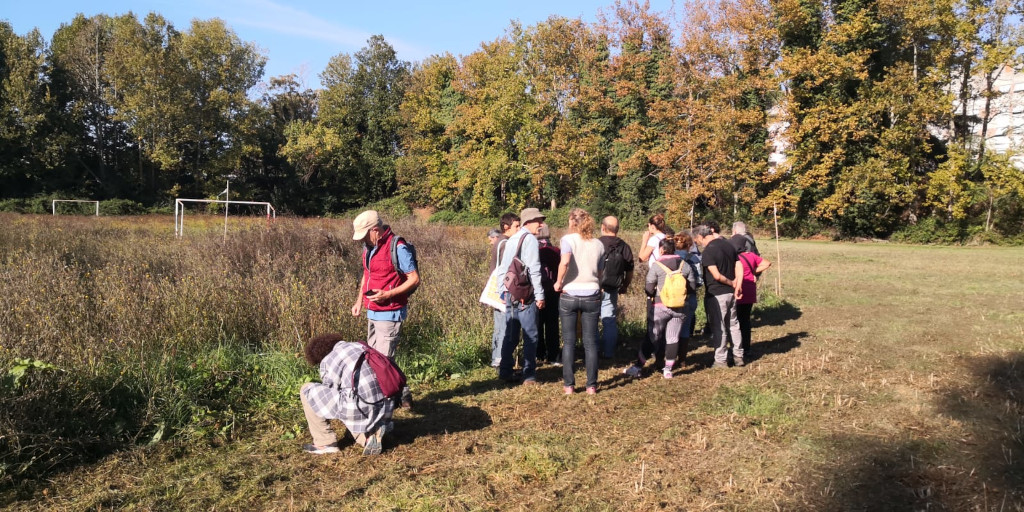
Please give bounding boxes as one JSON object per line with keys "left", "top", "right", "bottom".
{"left": 957, "top": 55, "right": 973, "bottom": 146}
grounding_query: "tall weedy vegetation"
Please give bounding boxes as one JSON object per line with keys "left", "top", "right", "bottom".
{"left": 0, "top": 214, "right": 500, "bottom": 486}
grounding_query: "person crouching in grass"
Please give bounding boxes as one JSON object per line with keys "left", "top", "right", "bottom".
{"left": 299, "top": 333, "right": 395, "bottom": 455}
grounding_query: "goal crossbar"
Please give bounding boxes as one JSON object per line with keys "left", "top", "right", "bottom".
{"left": 174, "top": 198, "right": 276, "bottom": 237}
{"left": 52, "top": 200, "right": 99, "bottom": 216}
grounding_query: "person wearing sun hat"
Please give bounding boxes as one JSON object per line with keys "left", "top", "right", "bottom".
{"left": 350, "top": 210, "right": 419, "bottom": 407}
{"left": 494, "top": 207, "right": 547, "bottom": 385}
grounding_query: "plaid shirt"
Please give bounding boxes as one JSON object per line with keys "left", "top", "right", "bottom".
{"left": 301, "top": 341, "right": 395, "bottom": 434}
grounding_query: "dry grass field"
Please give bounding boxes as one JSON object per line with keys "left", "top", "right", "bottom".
{"left": 1, "top": 213, "right": 1023, "bottom": 511}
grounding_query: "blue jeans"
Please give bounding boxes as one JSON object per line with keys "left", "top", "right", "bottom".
{"left": 491, "top": 308, "right": 507, "bottom": 366}
{"left": 600, "top": 291, "right": 619, "bottom": 357}
{"left": 500, "top": 296, "right": 539, "bottom": 381}
{"left": 560, "top": 293, "right": 601, "bottom": 388}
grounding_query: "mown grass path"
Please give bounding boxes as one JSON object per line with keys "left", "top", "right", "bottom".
{"left": 4, "top": 220, "right": 1024, "bottom": 511}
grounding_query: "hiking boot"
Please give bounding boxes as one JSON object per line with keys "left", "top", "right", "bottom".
{"left": 302, "top": 443, "right": 340, "bottom": 455}
{"left": 563, "top": 386, "right": 574, "bottom": 395}
{"left": 586, "top": 386, "right": 597, "bottom": 395}
{"left": 623, "top": 364, "right": 642, "bottom": 378}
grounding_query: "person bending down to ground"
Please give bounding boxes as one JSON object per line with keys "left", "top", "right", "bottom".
{"left": 299, "top": 333, "right": 396, "bottom": 456}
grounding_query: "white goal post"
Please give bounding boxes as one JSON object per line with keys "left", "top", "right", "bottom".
{"left": 174, "top": 198, "right": 276, "bottom": 238}
{"left": 52, "top": 200, "right": 100, "bottom": 216}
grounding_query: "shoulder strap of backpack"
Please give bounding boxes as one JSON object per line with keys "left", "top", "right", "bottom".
{"left": 739, "top": 253, "right": 755, "bottom": 275}
{"left": 496, "top": 239, "right": 507, "bottom": 267}
{"left": 655, "top": 260, "right": 672, "bottom": 273}
{"left": 350, "top": 342, "right": 385, "bottom": 405}
{"left": 350, "top": 348, "right": 367, "bottom": 392}
{"left": 390, "top": 236, "right": 400, "bottom": 273}
{"left": 514, "top": 233, "right": 526, "bottom": 259}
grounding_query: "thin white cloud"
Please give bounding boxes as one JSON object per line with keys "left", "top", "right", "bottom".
{"left": 215, "top": 0, "right": 431, "bottom": 60}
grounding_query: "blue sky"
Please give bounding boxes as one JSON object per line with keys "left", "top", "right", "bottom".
{"left": 5, "top": 0, "right": 677, "bottom": 88}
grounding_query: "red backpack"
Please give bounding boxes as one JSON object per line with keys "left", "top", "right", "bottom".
{"left": 352, "top": 342, "right": 407, "bottom": 401}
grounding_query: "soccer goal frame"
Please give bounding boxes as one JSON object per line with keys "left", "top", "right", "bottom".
{"left": 52, "top": 200, "right": 100, "bottom": 216}
{"left": 174, "top": 198, "right": 276, "bottom": 238}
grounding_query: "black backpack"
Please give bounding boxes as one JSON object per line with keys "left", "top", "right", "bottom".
{"left": 600, "top": 241, "right": 628, "bottom": 292}
{"left": 503, "top": 235, "right": 533, "bottom": 303}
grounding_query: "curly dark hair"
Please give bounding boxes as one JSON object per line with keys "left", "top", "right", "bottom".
{"left": 304, "top": 333, "right": 345, "bottom": 366}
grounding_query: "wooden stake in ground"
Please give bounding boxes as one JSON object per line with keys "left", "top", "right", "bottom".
{"left": 774, "top": 202, "right": 782, "bottom": 297}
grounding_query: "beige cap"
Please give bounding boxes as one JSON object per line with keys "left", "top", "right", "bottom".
{"left": 520, "top": 207, "right": 545, "bottom": 224}
{"left": 352, "top": 210, "right": 381, "bottom": 240}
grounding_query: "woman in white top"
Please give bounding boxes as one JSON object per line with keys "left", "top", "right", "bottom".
{"left": 554, "top": 208, "right": 604, "bottom": 395}
{"left": 637, "top": 213, "right": 667, "bottom": 266}
{"left": 628, "top": 213, "right": 669, "bottom": 377}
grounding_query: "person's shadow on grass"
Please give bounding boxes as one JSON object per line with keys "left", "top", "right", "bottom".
{"left": 387, "top": 400, "right": 492, "bottom": 448}
{"left": 681, "top": 330, "right": 808, "bottom": 369}
{"left": 753, "top": 299, "right": 802, "bottom": 327}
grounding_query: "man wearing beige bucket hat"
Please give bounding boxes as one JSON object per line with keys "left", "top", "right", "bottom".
{"left": 494, "top": 207, "right": 547, "bottom": 385}
{"left": 351, "top": 210, "right": 419, "bottom": 407}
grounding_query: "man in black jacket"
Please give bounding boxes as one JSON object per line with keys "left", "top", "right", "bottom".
{"left": 598, "top": 216, "right": 634, "bottom": 358}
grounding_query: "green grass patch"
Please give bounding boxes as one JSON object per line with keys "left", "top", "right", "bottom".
{"left": 702, "top": 384, "right": 794, "bottom": 429}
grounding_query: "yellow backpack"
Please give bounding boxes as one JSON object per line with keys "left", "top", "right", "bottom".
{"left": 656, "top": 261, "right": 688, "bottom": 308}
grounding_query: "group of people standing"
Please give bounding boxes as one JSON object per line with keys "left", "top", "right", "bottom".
{"left": 487, "top": 209, "right": 772, "bottom": 394}
{"left": 298, "top": 208, "right": 772, "bottom": 456}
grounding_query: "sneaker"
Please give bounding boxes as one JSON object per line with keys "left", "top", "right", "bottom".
{"left": 563, "top": 386, "right": 574, "bottom": 395}
{"left": 735, "top": 359, "right": 746, "bottom": 368}
{"left": 302, "top": 443, "right": 340, "bottom": 455}
{"left": 401, "top": 396, "right": 414, "bottom": 409}
{"left": 586, "top": 386, "right": 597, "bottom": 395}
{"left": 522, "top": 379, "right": 540, "bottom": 386}
{"left": 663, "top": 368, "right": 674, "bottom": 379}
{"left": 362, "top": 430, "right": 383, "bottom": 456}
{"left": 623, "top": 364, "right": 642, "bottom": 378}
{"left": 712, "top": 362, "right": 728, "bottom": 369}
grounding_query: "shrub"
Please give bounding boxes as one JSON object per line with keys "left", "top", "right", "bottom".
{"left": 889, "top": 217, "right": 976, "bottom": 245}
{"left": 428, "top": 210, "right": 498, "bottom": 226}
{"left": 340, "top": 197, "right": 413, "bottom": 220}
{"left": 99, "top": 199, "right": 145, "bottom": 216}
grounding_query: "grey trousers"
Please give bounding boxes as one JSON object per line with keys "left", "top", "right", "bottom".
{"left": 366, "top": 319, "right": 411, "bottom": 403}
{"left": 706, "top": 292, "right": 743, "bottom": 364}
{"left": 367, "top": 319, "right": 403, "bottom": 357}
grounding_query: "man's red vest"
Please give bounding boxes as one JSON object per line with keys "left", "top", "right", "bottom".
{"left": 362, "top": 227, "right": 408, "bottom": 312}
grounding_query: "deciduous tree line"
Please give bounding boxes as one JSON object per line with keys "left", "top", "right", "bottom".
{"left": 1, "top": 0, "right": 1022, "bottom": 237}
